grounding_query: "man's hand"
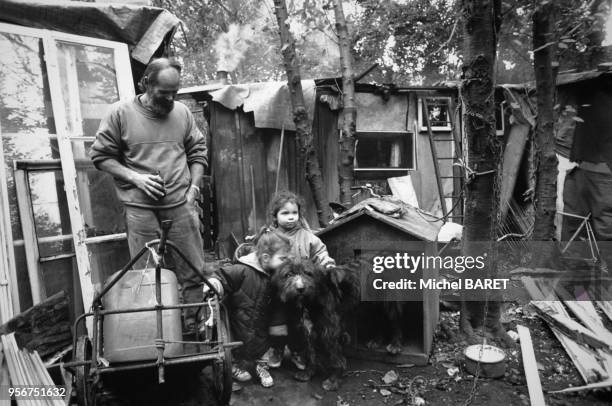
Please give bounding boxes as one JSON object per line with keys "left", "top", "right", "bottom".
{"left": 186, "top": 184, "right": 200, "bottom": 206}
{"left": 131, "top": 172, "right": 165, "bottom": 200}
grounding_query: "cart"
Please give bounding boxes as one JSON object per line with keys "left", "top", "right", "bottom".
{"left": 63, "top": 220, "right": 241, "bottom": 406}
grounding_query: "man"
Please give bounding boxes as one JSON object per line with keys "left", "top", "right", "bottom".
{"left": 90, "top": 58, "right": 208, "bottom": 329}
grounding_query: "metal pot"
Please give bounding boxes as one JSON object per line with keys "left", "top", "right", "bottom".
{"left": 463, "top": 344, "right": 507, "bottom": 378}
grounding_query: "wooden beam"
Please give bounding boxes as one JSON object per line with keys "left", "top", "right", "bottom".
{"left": 14, "top": 169, "right": 46, "bottom": 304}
{"left": 517, "top": 325, "right": 546, "bottom": 406}
{"left": 42, "top": 36, "right": 94, "bottom": 334}
{"left": 0, "top": 127, "right": 18, "bottom": 320}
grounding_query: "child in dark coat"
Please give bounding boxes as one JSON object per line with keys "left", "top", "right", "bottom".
{"left": 206, "top": 227, "right": 290, "bottom": 388}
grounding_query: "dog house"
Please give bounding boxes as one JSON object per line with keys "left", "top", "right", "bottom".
{"left": 318, "top": 199, "right": 442, "bottom": 365}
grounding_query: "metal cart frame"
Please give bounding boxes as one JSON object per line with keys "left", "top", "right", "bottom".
{"left": 63, "top": 220, "right": 241, "bottom": 405}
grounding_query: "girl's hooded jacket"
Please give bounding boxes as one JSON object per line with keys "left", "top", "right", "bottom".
{"left": 215, "top": 251, "right": 272, "bottom": 365}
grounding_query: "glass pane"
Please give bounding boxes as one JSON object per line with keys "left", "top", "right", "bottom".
{"left": 0, "top": 31, "right": 57, "bottom": 252}
{"left": 355, "top": 133, "right": 413, "bottom": 169}
{"left": 71, "top": 139, "right": 126, "bottom": 237}
{"left": 89, "top": 240, "right": 131, "bottom": 287}
{"left": 28, "top": 171, "right": 74, "bottom": 257}
{"left": 56, "top": 42, "right": 119, "bottom": 137}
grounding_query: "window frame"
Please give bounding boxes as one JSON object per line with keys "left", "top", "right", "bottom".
{"left": 0, "top": 22, "right": 134, "bottom": 325}
{"left": 417, "top": 96, "right": 453, "bottom": 132}
{"left": 353, "top": 130, "right": 416, "bottom": 179}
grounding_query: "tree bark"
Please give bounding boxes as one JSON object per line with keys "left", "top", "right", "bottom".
{"left": 332, "top": 0, "right": 357, "bottom": 206}
{"left": 531, "top": 2, "right": 559, "bottom": 267}
{"left": 459, "top": 0, "right": 512, "bottom": 346}
{"left": 0, "top": 291, "right": 71, "bottom": 357}
{"left": 273, "top": 0, "right": 331, "bottom": 226}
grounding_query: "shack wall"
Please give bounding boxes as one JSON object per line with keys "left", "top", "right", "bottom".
{"left": 207, "top": 88, "right": 460, "bottom": 256}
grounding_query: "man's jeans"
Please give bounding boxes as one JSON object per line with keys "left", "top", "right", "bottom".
{"left": 125, "top": 202, "right": 206, "bottom": 325}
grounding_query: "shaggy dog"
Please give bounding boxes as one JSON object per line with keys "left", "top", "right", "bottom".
{"left": 270, "top": 259, "right": 360, "bottom": 390}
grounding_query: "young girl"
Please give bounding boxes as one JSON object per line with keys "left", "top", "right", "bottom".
{"left": 206, "top": 227, "right": 290, "bottom": 388}
{"left": 265, "top": 191, "right": 336, "bottom": 369}
{"left": 269, "top": 190, "right": 336, "bottom": 268}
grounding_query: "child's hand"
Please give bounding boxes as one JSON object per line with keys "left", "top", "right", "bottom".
{"left": 203, "top": 277, "right": 224, "bottom": 298}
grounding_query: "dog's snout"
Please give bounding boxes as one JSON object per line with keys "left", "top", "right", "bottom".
{"left": 295, "top": 276, "right": 305, "bottom": 291}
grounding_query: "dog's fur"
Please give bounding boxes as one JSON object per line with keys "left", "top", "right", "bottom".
{"left": 270, "top": 259, "right": 360, "bottom": 389}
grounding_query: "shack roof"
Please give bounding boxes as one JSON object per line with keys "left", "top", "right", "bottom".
{"left": 318, "top": 199, "right": 443, "bottom": 242}
{"left": 0, "top": 0, "right": 180, "bottom": 64}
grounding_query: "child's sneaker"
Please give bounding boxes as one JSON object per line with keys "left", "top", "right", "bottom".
{"left": 232, "top": 365, "right": 252, "bottom": 382}
{"left": 255, "top": 363, "right": 274, "bottom": 388}
{"left": 262, "top": 347, "right": 283, "bottom": 368}
{"left": 289, "top": 352, "right": 306, "bottom": 371}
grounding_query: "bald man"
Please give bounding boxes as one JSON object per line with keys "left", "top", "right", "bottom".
{"left": 90, "top": 58, "right": 208, "bottom": 329}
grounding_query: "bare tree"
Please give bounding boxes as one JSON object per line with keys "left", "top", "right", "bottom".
{"left": 332, "top": 0, "right": 357, "bottom": 206}
{"left": 531, "top": 1, "right": 559, "bottom": 266}
{"left": 459, "top": 0, "right": 513, "bottom": 346}
{"left": 273, "top": 0, "right": 331, "bottom": 226}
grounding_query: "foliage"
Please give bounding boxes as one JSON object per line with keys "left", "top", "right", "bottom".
{"left": 351, "top": 0, "right": 460, "bottom": 85}
{"left": 150, "top": 0, "right": 611, "bottom": 86}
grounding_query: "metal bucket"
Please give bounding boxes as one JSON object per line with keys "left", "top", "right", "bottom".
{"left": 463, "top": 344, "right": 507, "bottom": 378}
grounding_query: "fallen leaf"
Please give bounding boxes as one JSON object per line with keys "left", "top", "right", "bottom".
{"left": 382, "top": 370, "right": 399, "bottom": 385}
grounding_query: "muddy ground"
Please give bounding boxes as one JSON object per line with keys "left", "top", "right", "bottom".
{"left": 97, "top": 303, "right": 611, "bottom": 406}
{"left": 223, "top": 305, "right": 611, "bottom": 406}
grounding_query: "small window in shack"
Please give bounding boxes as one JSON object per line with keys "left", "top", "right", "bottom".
{"left": 354, "top": 131, "right": 415, "bottom": 177}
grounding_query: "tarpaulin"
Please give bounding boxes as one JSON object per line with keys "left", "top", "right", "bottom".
{"left": 0, "top": 0, "right": 180, "bottom": 64}
{"left": 208, "top": 80, "right": 316, "bottom": 131}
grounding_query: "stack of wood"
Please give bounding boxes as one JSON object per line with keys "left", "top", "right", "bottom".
{"left": 0, "top": 291, "right": 71, "bottom": 358}
{"left": 1, "top": 333, "right": 66, "bottom": 405}
{"left": 522, "top": 276, "right": 612, "bottom": 393}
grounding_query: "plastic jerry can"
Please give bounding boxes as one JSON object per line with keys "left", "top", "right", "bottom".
{"left": 103, "top": 268, "right": 183, "bottom": 362}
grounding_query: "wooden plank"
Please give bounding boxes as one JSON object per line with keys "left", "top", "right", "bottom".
{"left": 522, "top": 280, "right": 610, "bottom": 383}
{"left": 549, "top": 379, "right": 612, "bottom": 394}
{"left": 596, "top": 301, "right": 612, "bottom": 323}
{"left": 14, "top": 169, "right": 46, "bottom": 304}
{"left": 517, "top": 325, "right": 546, "bottom": 406}
{"left": 43, "top": 36, "right": 95, "bottom": 334}
{"left": 531, "top": 301, "right": 611, "bottom": 350}
{"left": 499, "top": 123, "right": 531, "bottom": 222}
{"left": 550, "top": 326, "right": 608, "bottom": 383}
{"left": 563, "top": 298, "right": 612, "bottom": 346}
{"left": 0, "top": 126, "right": 18, "bottom": 320}
{"left": 2, "top": 334, "right": 36, "bottom": 406}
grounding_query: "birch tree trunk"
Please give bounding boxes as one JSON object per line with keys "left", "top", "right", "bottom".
{"left": 459, "top": 0, "right": 512, "bottom": 346}
{"left": 273, "top": 0, "right": 331, "bottom": 226}
{"left": 332, "top": 0, "right": 357, "bottom": 206}
{"left": 531, "top": 2, "right": 559, "bottom": 266}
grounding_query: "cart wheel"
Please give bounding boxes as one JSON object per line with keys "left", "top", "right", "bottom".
{"left": 213, "top": 308, "right": 233, "bottom": 405}
{"left": 75, "top": 335, "right": 95, "bottom": 406}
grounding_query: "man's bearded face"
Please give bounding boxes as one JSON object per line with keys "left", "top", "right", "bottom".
{"left": 147, "top": 68, "right": 180, "bottom": 116}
